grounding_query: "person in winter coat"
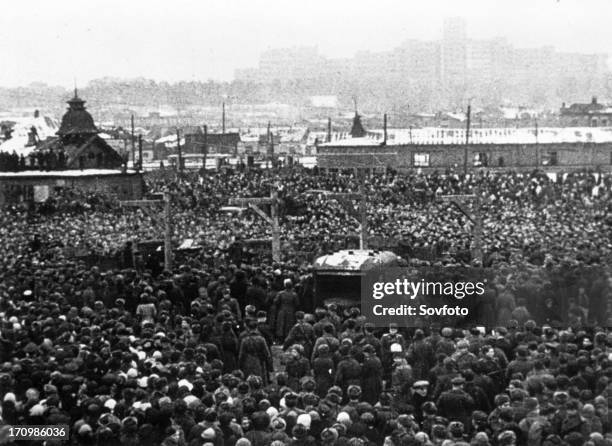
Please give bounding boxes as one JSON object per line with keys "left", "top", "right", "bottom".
{"left": 238, "top": 319, "right": 273, "bottom": 385}
{"left": 283, "top": 311, "right": 315, "bottom": 359}
{"left": 436, "top": 376, "right": 475, "bottom": 427}
{"left": 285, "top": 345, "right": 311, "bottom": 392}
{"left": 335, "top": 345, "right": 362, "bottom": 394}
{"left": 217, "top": 321, "right": 239, "bottom": 373}
{"left": 361, "top": 344, "right": 383, "bottom": 405}
{"left": 406, "top": 329, "right": 434, "bottom": 380}
{"left": 313, "top": 344, "right": 335, "bottom": 398}
{"left": 273, "top": 279, "right": 299, "bottom": 341}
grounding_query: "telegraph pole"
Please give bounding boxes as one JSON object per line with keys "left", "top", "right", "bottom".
{"left": 438, "top": 192, "right": 483, "bottom": 264}
{"left": 176, "top": 128, "right": 183, "bottom": 175}
{"left": 383, "top": 113, "right": 388, "bottom": 146}
{"left": 164, "top": 191, "right": 173, "bottom": 271}
{"left": 203, "top": 125, "right": 208, "bottom": 170}
{"left": 464, "top": 104, "right": 471, "bottom": 175}
{"left": 305, "top": 189, "right": 367, "bottom": 249}
{"left": 131, "top": 114, "right": 135, "bottom": 166}
{"left": 222, "top": 102, "right": 226, "bottom": 134}
{"left": 229, "top": 189, "right": 281, "bottom": 261}
{"left": 535, "top": 118, "right": 540, "bottom": 167}
{"left": 270, "top": 189, "right": 281, "bottom": 262}
{"left": 119, "top": 197, "right": 172, "bottom": 271}
{"left": 359, "top": 182, "right": 368, "bottom": 249}
{"left": 138, "top": 134, "right": 143, "bottom": 172}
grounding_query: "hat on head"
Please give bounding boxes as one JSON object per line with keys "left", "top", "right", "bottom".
{"left": 451, "top": 376, "right": 465, "bottom": 385}
{"left": 321, "top": 427, "right": 339, "bottom": 442}
{"left": 441, "top": 327, "right": 453, "bottom": 337}
{"left": 272, "top": 417, "right": 286, "bottom": 431}
{"left": 297, "top": 413, "right": 311, "bottom": 429}
{"left": 348, "top": 385, "right": 362, "bottom": 398}
{"left": 498, "top": 430, "right": 517, "bottom": 446}
{"left": 292, "top": 424, "right": 307, "bottom": 439}
{"left": 201, "top": 428, "right": 216, "bottom": 440}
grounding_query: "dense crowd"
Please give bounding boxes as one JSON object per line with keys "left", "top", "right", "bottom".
{"left": 2, "top": 168, "right": 612, "bottom": 266}
{"left": 0, "top": 149, "right": 68, "bottom": 172}
{"left": 0, "top": 166, "right": 611, "bottom": 445}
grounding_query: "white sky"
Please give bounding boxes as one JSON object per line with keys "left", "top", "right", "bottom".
{"left": 1, "top": 0, "right": 610, "bottom": 87}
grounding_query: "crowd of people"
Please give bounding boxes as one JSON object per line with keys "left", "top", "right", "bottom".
{"left": 3, "top": 167, "right": 612, "bottom": 266}
{"left": 0, "top": 149, "right": 68, "bottom": 172}
{"left": 0, "top": 166, "right": 611, "bottom": 445}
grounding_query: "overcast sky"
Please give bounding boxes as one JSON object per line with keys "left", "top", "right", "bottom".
{"left": 1, "top": 0, "right": 610, "bottom": 87}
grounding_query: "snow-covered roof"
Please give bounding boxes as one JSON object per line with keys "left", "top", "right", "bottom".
{"left": 155, "top": 134, "right": 185, "bottom": 147}
{"left": 319, "top": 127, "right": 612, "bottom": 147}
{"left": 0, "top": 169, "right": 137, "bottom": 178}
{"left": 314, "top": 249, "right": 400, "bottom": 272}
{"left": 0, "top": 115, "right": 60, "bottom": 156}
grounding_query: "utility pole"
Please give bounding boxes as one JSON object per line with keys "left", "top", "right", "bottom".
{"left": 438, "top": 192, "right": 483, "bottom": 264}
{"left": 203, "top": 125, "right": 208, "bottom": 170}
{"left": 222, "top": 102, "right": 226, "bottom": 134}
{"left": 164, "top": 191, "right": 173, "bottom": 271}
{"left": 383, "top": 113, "right": 388, "bottom": 146}
{"left": 119, "top": 196, "right": 172, "bottom": 271}
{"left": 535, "top": 118, "right": 539, "bottom": 167}
{"left": 464, "top": 104, "right": 471, "bottom": 176}
{"left": 138, "top": 134, "right": 143, "bottom": 172}
{"left": 359, "top": 181, "right": 368, "bottom": 249}
{"left": 305, "top": 189, "right": 367, "bottom": 249}
{"left": 176, "top": 128, "right": 183, "bottom": 175}
{"left": 267, "top": 121, "right": 274, "bottom": 168}
{"left": 229, "top": 189, "right": 281, "bottom": 261}
{"left": 131, "top": 114, "right": 135, "bottom": 166}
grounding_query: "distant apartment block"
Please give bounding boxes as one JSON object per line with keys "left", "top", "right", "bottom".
{"left": 234, "top": 18, "right": 609, "bottom": 107}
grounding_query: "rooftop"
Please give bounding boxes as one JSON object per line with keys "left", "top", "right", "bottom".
{"left": 318, "top": 126, "right": 612, "bottom": 147}
{"left": 0, "top": 169, "right": 137, "bottom": 178}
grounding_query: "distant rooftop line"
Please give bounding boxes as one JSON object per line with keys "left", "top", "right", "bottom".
{"left": 319, "top": 127, "right": 612, "bottom": 146}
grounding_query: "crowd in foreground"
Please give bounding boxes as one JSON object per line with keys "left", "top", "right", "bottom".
{"left": 0, "top": 167, "right": 611, "bottom": 445}
{"left": 0, "top": 261, "right": 611, "bottom": 446}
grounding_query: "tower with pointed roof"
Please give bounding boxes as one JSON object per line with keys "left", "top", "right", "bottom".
{"left": 350, "top": 111, "right": 367, "bottom": 138}
{"left": 29, "top": 90, "right": 125, "bottom": 170}
{"left": 56, "top": 89, "right": 98, "bottom": 145}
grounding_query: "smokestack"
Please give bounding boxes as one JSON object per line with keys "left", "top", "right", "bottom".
{"left": 327, "top": 117, "right": 331, "bottom": 142}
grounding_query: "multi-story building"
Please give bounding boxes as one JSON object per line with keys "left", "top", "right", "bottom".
{"left": 441, "top": 17, "right": 467, "bottom": 86}
{"left": 233, "top": 19, "right": 610, "bottom": 109}
{"left": 257, "top": 46, "right": 326, "bottom": 82}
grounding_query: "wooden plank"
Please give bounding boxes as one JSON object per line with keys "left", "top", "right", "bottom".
{"left": 304, "top": 190, "right": 361, "bottom": 200}
{"left": 437, "top": 194, "right": 476, "bottom": 202}
{"left": 229, "top": 197, "right": 274, "bottom": 206}
{"left": 120, "top": 200, "right": 164, "bottom": 207}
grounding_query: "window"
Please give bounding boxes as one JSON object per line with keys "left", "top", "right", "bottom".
{"left": 543, "top": 151, "right": 558, "bottom": 166}
{"left": 473, "top": 152, "right": 488, "bottom": 167}
{"left": 413, "top": 153, "right": 430, "bottom": 167}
